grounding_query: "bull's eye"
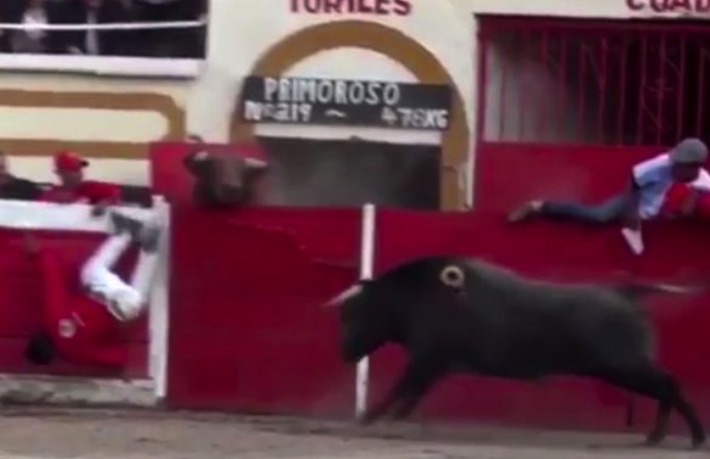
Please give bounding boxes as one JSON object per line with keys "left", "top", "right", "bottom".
{"left": 440, "top": 265, "right": 465, "bottom": 289}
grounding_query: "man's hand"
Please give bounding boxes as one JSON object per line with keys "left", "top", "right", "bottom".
{"left": 91, "top": 202, "right": 110, "bottom": 218}
{"left": 678, "top": 189, "right": 699, "bottom": 217}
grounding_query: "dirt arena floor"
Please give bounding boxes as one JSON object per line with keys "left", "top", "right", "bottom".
{"left": 0, "top": 407, "right": 704, "bottom": 459}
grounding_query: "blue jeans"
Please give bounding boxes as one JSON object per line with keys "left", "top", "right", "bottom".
{"left": 541, "top": 194, "right": 630, "bottom": 225}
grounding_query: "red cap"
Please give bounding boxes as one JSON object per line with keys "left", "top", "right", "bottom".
{"left": 54, "top": 150, "right": 88, "bottom": 172}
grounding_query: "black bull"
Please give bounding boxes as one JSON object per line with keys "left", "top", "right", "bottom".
{"left": 325, "top": 255, "right": 707, "bottom": 448}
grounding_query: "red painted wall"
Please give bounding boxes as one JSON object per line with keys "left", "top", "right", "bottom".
{"left": 371, "top": 209, "right": 710, "bottom": 434}
{"left": 0, "top": 228, "right": 148, "bottom": 378}
{"left": 166, "top": 206, "right": 360, "bottom": 415}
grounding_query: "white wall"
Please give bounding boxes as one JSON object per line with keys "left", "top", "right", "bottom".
{"left": 0, "top": 72, "right": 191, "bottom": 186}
{"left": 189, "top": 0, "right": 474, "bottom": 144}
{"left": 194, "top": 0, "right": 687, "bottom": 206}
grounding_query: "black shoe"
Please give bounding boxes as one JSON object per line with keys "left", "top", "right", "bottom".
{"left": 138, "top": 225, "right": 161, "bottom": 253}
{"left": 111, "top": 212, "right": 143, "bottom": 240}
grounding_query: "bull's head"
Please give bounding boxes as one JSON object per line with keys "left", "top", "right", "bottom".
{"left": 184, "top": 149, "right": 267, "bottom": 207}
{"left": 324, "top": 280, "right": 396, "bottom": 363}
{"left": 324, "top": 261, "right": 468, "bottom": 363}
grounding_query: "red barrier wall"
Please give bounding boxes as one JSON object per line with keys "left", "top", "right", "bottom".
{"left": 165, "top": 141, "right": 710, "bottom": 436}
{"left": 166, "top": 206, "right": 360, "bottom": 415}
{"left": 0, "top": 229, "right": 148, "bottom": 378}
{"left": 371, "top": 209, "right": 710, "bottom": 434}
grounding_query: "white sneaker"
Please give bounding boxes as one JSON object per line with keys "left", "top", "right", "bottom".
{"left": 621, "top": 228, "right": 644, "bottom": 255}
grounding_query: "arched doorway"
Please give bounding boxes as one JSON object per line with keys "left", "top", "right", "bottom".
{"left": 232, "top": 20, "right": 470, "bottom": 210}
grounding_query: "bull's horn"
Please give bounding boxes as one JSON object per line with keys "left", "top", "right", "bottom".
{"left": 440, "top": 265, "right": 465, "bottom": 289}
{"left": 323, "top": 284, "right": 364, "bottom": 308}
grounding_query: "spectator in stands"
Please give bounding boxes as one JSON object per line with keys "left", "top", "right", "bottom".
{"left": 1, "top": 0, "right": 65, "bottom": 53}
{"left": 0, "top": 150, "right": 44, "bottom": 201}
{"left": 22, "top": 211, "right": 161, "bottom": 367}
{"left": 40, "top": 150, "right": 121, "bottom": 206}
{"left": 51, "top": 0, "right": 134, "bottom": 56}
{"left": 131, "top": 0, "right": 205, "bottom": 57}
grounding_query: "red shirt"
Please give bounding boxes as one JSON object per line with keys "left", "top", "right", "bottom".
{"left": 40, "top": 181, "right": 121, "bottom": 205}
{"left": 37, "top": 249, "right": 127, "bottom": 367}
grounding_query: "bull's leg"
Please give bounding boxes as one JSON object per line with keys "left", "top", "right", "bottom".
{"left": 390, "top": 365, "right": 445, "bottom": 421}
{"left": 599, "top": 366, "right": 705, "bottom": 448}
{"left": 360, "top": 360, "right": 437, "bottom": 425}
{"left": 359, "top": 366, "right": 414, "bottom": 425}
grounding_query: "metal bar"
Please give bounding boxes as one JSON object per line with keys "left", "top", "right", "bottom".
{"left": 637, "top": 35, "right": 648, "bottom": 146}
{"left": 699, "top": 48, "right": 709, "bottom": 137}
{"left": 677, "top": 35, "right": 686, "bottom": 141}
{"left": 618, "top": 36, "right": 629, "bottom": 146}
{"left": 578, "top": 39, "right": 587, "bottom": 141}
{"left": 479, "top": 16, "right": 710, "bottom": 35}
{"left": 598, "top": 37, "right": 608, "bottom": 144}
{"left": 518, "top": 30, "right": 529, "bottom": 142}
{"left": 538, "top": 30, "right": 549, "bottom": 141}
{"left": 657, "top": 32, "right": 666, "bottom": 146}
{"left": 475, "top": 26, "right": 490, "bottom": 143}
{"left": 355, "top": 203, "right": 376, "bottom": 419}
{"left": 559, "top": 33, "right": 568, "bottom": 143}
{"left": 498, "top": 36, "right": 508, "bottom": 141}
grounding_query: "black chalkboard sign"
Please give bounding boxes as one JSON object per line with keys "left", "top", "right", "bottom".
{"left": 238, "top": 76, "right": 452, "bottom": 131}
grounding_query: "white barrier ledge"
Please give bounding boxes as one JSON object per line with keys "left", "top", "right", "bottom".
{"left": 0, "top": 200, "right": 157, "bottom": 233}
{"left": 0, "top": 54, "right": 201, "bottom": 78}
{"left": 0, "top": 374, "right": 155, "bottom": 407}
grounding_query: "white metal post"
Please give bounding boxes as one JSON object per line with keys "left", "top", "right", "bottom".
{"left": 355, "top": 203, "right": 376, "bottom": 419}
{"left": 148, "top": 196, "right": 171, "bottom": 400}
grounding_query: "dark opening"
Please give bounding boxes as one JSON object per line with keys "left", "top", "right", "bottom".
{"left": 258, "top": 137, "right": 441, "bottom": 209}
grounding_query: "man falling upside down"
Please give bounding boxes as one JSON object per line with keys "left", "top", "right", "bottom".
{"left": 23, "top": 211, "right": 162, "bottom": 368}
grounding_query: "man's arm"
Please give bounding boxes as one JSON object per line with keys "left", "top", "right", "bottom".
{"left": 621, "top": 174, "right": 642, "bottom": 230}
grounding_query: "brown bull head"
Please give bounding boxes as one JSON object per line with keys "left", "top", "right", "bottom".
{"left": 183, "top": 148, "right": 267, "bottom": 208}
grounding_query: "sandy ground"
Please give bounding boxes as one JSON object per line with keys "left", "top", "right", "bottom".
{"left": 0, "top": 407, "right": 704, "bottom": 459}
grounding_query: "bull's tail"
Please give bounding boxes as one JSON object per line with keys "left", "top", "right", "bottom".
{"left": 614, "top": 281, "right": 705, "bottom": 299}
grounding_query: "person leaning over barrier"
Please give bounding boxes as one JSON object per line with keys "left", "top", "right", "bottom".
{"left": 0, "top": 150, "right": 44, "bottom": 201}
{"left": 23, "top": 210, "right": 161, "bottom": 368}
{"left": 40, "top": 150, "right": 121, "bottom": 210}
{"left": 508, "top": 138, "right": 710, "bottom": 252}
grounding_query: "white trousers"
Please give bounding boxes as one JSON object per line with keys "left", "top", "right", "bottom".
{"left": 80, "top": 233, "right": 159, "bottom": 322}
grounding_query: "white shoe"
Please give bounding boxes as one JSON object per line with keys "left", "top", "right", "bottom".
{"left": 621, "top": 228, "right": 644, "bottom": 255}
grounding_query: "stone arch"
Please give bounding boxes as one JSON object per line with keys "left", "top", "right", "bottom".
{"left": 232, "top": 20, "right": 469, "bottom": 210}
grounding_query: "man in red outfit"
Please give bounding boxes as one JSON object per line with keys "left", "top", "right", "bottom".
{"left": 23, "top": 211, "right": 161, "bottom": 368}
{"left": 39, "top": 150, "right": 121, "bottom": 206}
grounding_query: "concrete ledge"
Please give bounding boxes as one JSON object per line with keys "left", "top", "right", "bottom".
{"left": 0, "top": 374, "right": 156, "bottom": 408}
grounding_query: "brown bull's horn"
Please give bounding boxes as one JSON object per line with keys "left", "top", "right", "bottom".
{"left": 440, "top": 265, "right": 465, "bottom": 289}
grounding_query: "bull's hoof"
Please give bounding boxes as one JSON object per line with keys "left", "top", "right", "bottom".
{"left": 643, "top": 434, "right": 663, "bottom": 447}
{"left": 691, "top": 433, "right": 706, "bottom": 449}
{"left": 356, "top": 413, "right": 376, "bottom": 426}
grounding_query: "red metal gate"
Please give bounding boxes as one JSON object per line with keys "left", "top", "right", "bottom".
{"left": 476, "top": 16, "right": 710, "bottom": 147}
